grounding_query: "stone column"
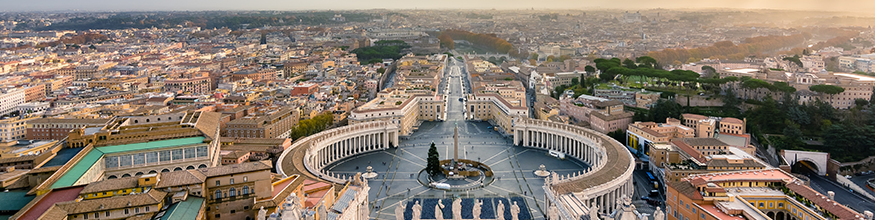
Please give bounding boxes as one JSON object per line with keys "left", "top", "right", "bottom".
{"left": 513, "top": 130, "right": 519, "bottom": 146}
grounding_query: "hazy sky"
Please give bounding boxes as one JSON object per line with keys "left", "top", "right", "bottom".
{"left": 3, "top": 0, "right": 875, "bottom": 13}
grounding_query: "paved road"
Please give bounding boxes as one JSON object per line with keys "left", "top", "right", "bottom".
{"left": 325, "top": 58, "right": 589, "bottom": 220}
{"left": 630, "top": 170, "right": 663, "bottom": 215}
{"left": 805, "top": 173, "right": 875, "bottom": 215}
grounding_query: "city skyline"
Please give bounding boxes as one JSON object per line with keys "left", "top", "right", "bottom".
{"left": 3, "top": 0, "right": 875, "bottom": 13}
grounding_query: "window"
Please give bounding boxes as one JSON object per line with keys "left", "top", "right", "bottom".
{"left": 94, "top": 213, "right": 99, "bottom": 218}
{"left": 215, "top": 214, "right": 220, "bottom": 218}
{"left": 106, "top": 211, "right": 110, "bottom": 217}
{"left": 242, "top": 186, "right": 250, "bottom": 195}
{"left": 146, "top": 207, "right": 150, "bottom": 212}
{"left": 216, "top": 180, "right": 220, "bottom": 186}
{"left": 215, "top": 190, "right": 222, "bottom": 199}
{"left": 243, "top": 176, "right": 248, "bottom": 182}
{"left": 778, "top": 203, "right": 784, "bottom": 208}
{"left": 84, "top": 214, "right": 88, "bottom": 219}
{"left": 230, "top": 178, "right": 235, "bottom": 184}
{"left": 231, "top": 210, "right": 236, "bottom": 214}
{"left": 125, "top": 209, "right": 129, "bottom": 214}
{"left": 229, "top": 188, "right": 237, "bottom": 197}
{"left": 135, "top": 207, "right": 139, "bottom": 213}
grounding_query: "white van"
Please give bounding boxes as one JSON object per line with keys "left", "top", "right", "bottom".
{"left": 549, "top": 150, "right": 565, "bottom": 160}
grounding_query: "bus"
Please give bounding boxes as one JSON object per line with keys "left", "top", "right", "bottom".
{"left": 549, "top": 150, "right": 566, "bottom": 160}
{"left": 646, "top": 172, "right": 659, "bottom": 189}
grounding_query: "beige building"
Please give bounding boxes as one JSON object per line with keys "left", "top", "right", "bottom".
{"left": 348, "top": 89, "right": 446, "bottom": 136}
{"left": 225, "top": 106, "right": 300, "bottom": 139}
{"left": 721, "top": 68, "right": 875, "bottom": 109}
{"left": 559, "top": 94, "right": 633, "bottom": 133}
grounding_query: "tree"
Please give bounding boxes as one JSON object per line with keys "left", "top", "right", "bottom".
{"left": 584, "top": 65, "right": 596, "bottom": 73}
{"left": 531, "top": 53, "right": 539, "bottom": 61}
{"left": 426, "top": 142, "right": 441, "bottom": 176}
{"left": 701, "top": 65, "right": 717, "bottom": 77}
{"left": 721, "top": 88, "right": 741, "bottom": 117}
{"left": 649, "top": 99, "right": 683, "bottom": 123}
{"left": 438, "top": 33, "right": 455, "bottom": 49}
{"left": 377, "top": 67, "right": 386, "bottom": 74}
{"left": 607, "top": 129, "right": 627, "bottom": 146}
{"left": 571, "top": 77, "right": 579, "bottom": 86}
{"left": 783, "top": 55, "right": 803, "bottom": 69}
{"left": 635, "top": 56, "right": 659, "bottom": 69}
{"left": 809, "top": 84, "right": 845, "bottom": 102}
{"left": 855, "top": 98, "right": 869, "bottom": 108}
{"left": 622, "top": 58, "right": 638, "bottom": 69}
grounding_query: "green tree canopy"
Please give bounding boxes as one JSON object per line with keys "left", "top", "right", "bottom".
{"left": 809, "top": 84, "right": 845, "bottom": 95}
{"left": 426, "top": 142, "right": 441, "bottom": 176}
{"left": 584, "top": 65, "right": 596, "bottom": 73}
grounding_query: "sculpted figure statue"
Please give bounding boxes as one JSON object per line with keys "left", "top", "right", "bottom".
{"left": 510, "top": 201, "right": 520, "bottom": 220}
{"left": 257, "top": 206, "right": 267, "bottom": 220}
{"left": 435, "top": 199, "right": 445, "bottom": 220}
{"left": 412, "top": 201, "right": 422, "bottom": 220}
{"left": 472, "top": 199, "right": 483, "bottom": 220}
{"left": 653, "top": 207, "right": 665, "bottom": 220}
{"left": 395, "top": 203, "right": 406, "bottom": 220}
{"left": 496, "top": 200, "right": 505, "bottom": 220}
{"left": 452, "top": 198, "right": 463, "bottom": 220}
{"left": 589, "top": 204, "right": 600, "bottom": 220}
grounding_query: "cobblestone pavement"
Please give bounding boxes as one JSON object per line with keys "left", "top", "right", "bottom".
{"left": 324, "top": 59, "right": 589, "bottom": 220}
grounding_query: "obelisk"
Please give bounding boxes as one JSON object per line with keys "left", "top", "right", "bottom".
{"left": 453, "top": 123, "right": 459, "bottom": 172}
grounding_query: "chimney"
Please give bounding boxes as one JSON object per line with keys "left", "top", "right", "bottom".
{"left": 828, "top": 191, "right": 835, "bottom": 200}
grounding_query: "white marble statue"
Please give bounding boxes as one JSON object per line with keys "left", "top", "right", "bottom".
{"left": 452, "top": 198, "right": 462, "bottom": 220}
{"left": 412, "top": 201, "right": 423, "bottom": 220}
{"left": 548, "top": 204, "right": 559, "bottom": 220}
{"left": 653, "top": 207, "right": 665, "bottom": 220}
{"left": 317, "top": 201, "right": 327, "bottom": 220}
{"left": 589, "top": 204, "right": 600, "bottom": 220}
{"left": 395, "top": 203, "right": 406, "bottom": 220}
{"left": 436, "top": 200, "right": 445, "bottom": 220}
{"left": 257, "top": 206, "right": 267, "bottom": 220}
{"left": 473, "top": 199, "right": 483, "bottom": 220}
{"left": 510, "top": 201, "right": 520, "bottom": 220}
{"left": 496, "top": 200, "right": 505, "bottom": 220}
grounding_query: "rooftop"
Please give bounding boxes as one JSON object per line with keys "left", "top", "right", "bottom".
{"left": 51, "top": 137, "right": 206, "bottom": 189}
{"left": 159, "top": 197, "right": 204, "bottom": 220}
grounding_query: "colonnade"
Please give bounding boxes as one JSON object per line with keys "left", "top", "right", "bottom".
{"left": 300, "top": 121, "right": 399, "bottom": 184}
{"left": 514, "top": 118, "right": 635, "bottom": 217}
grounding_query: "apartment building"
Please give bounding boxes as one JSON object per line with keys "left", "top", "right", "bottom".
{"left": 225, "top": 106, "right": 300, "bottom": 139}
{"left": 559, "top": 94, "right": 633, "bottom": 133}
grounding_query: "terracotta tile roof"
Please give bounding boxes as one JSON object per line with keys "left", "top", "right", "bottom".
{"left": 720, "top": 117, "right": 744, "bottom": 124}
{"left": 155, "top": 170, "right": 206, "bottom": 188}
{"left": 785, "top": 182, "right": 862, "bottom": 219}
{"left": 197, "top": 160, "right": 272, "bottom": 177}
{"left": 672, "top": 139, "right": 707, "bottom": 164}
{"left": 0, "top": 155, "right": 40, "bottom": 164}
{"left": 55, "top": 190, "right": 166, "bottom": 214}
{"left": 669, "top": 180, "right": 703, "bottom": 200}
{"left": 706, "top": 158, "right": 765, "bottom": 168}
{"left": 15, "top": 186, "right": 84, "bottom": 220}
{"left": 682, "top": 114, "right": 708, "bottom": 120}
{"left": 80, "top": 176, "right": 140, "bottom": 194}
{"left": 194, "top": 111, "right": 221, "bottom": 141}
